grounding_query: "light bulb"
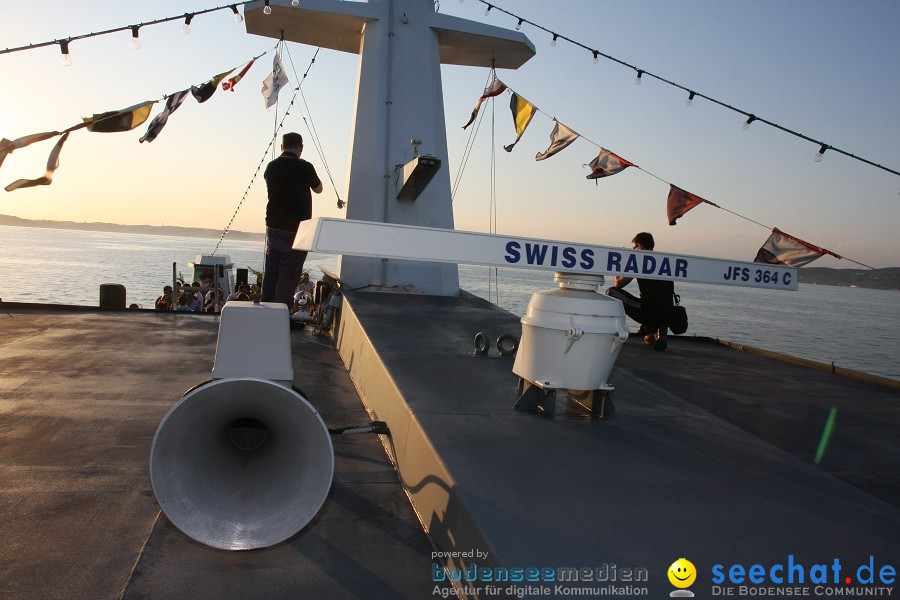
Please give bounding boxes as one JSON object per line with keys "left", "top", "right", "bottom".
{"left": 264, "top": 1, "right": 272, "bottom": 15}
{"left": 182, "top": 14, "right": 193, "bottom": 34}
{"left": 551, "top": 34, "right": 558, "bottom": 47}
{"left": 742, "top": 115, "right": 756, "bottom": 130}
{"left": 230, "top": 5, "right": 244, "bottom": 21}
{"left": 685, "top": 92, "right": 695, "bottom": 108}
{"left": 292, "top": 0, "right": 300, "bottom": 5}
{"left": 484, "top": 5, "right": 492, "bottom": 16}
{"left": 815, "top": 145, "right": 827, "bottom": 162}
{"left": 635, "top": 70, "right": 643, "bottom": 85}
{"left": 593, "top": 51, "right": 599, "bottom": 64}
{"left": 59, "top": 40, "right": 72, "bottom": 66}
{"left": 130, "top": 27, "right": 141, "bottom": 49}
{"left": 516, "top": 19, "right": 523, "bottom": 30}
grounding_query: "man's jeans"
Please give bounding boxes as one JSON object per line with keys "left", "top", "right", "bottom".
{"left": 262, "top": 227, "right": 308, "bottom": 306}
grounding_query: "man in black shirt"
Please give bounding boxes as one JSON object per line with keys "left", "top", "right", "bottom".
{"left": 262, "top": 132, "right": 323, "bottom": 306}
{"left": 606, "top": 232, "right": 674, "bottom": 351}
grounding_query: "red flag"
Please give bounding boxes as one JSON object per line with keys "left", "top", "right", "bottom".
{"left": 462, "top": 78, "right": 507, "bottom": 129}
{"left": 223, "top": 59, "right": 256, "bottom": 92}
{"left": 667, "top": 185, "right": 719, "bottom": 225}
{"left": 586, "top": 149, "right": 635, "bottom": 180}
{"left": 754, "top": 228, "right": 841, "bottom": 267}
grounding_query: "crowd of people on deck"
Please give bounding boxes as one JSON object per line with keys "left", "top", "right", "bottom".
{"left": 154, "top": 281, "right": 255, "bottom": 313}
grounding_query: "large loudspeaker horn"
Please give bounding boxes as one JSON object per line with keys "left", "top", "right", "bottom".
{"left": 150, "top": 377, "right": 334, "bottom": 550}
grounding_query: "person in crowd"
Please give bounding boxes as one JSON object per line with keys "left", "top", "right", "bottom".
{"left": 175, "top": 295, "right": 192, "bottom": 312}
{"left": 605, "top": 232, "right": 674, "bottom": 351}
{"left": 261, "top": 132, "right": 323, "bottom": 306}
{"left": 155, "top": 286, "right": 173, "bottom": 310}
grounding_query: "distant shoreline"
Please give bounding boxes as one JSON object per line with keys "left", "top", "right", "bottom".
{"left": 0, "top": 213, "right": 263, "bottom": 242}
{"left": 2, "top": 214, "right": 897, "bottom": 290}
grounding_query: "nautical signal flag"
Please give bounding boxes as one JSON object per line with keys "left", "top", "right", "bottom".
{"left": 586, "top": 149, "right": 635, "bottom": 180}
{"left": 140, "top": 90, "right": 190, "bottom": 143}
{"left": 223, "top": 58, "right": 256, "bottom": 92}
{"left": 667, "top": 185, "right": 719, "bottom": 225}
{"left": 191, "top": 69, "right": 235, "bottom": 103}
{"left": 0, "top": 131, "right": 60, "bottom": 170}
{"left": 261, "top": 53, "right": 289, "bottom": 109}
{"left": 754, "top": 228, "right": 841, "bottom": 267}
{"left": 535, "top": 121, "right": 579, "bottom": 161}
{"left": 503, "top": 93, "right": 537, "bottom": 152}
{"left": 86, "top": 101, "right": 155, "bottom": 133}
{"left": 4, "top": 132, "right": 70, "bottom": 192}
{"left": 462, "top": 77, "right": 507, "bottom": 129}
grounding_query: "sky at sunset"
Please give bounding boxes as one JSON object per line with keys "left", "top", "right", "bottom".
{"left": 1, "top": 0, "right": 898, "bottom": 267}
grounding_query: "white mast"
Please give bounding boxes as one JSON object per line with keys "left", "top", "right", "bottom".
{"left": 245, "top": 0, "right": 534, "bottom": 295}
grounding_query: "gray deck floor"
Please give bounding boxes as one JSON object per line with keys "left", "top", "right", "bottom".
{"left": 341, "top": 291, "right": 900, "bottom": 598}
{"left": 1, "top": 300, "right": 898, "bottom": 599}
{"left": 0, "top": 308, "right": 445, "bottom": 600}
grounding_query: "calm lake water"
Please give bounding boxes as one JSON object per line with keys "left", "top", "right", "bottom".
{"left": 2, "top": 225, "right": 898, "bottom": 380}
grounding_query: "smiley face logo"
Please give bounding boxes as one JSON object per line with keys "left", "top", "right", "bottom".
{"left": 668, "top": 558, "right": 697, "bottom": 588}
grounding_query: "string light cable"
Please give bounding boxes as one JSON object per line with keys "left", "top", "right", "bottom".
{"left": 473, "top": 0, "right": 899, "bottom": 178}
{"left": 1, "top": 3, "right": 258, "bottom": 61}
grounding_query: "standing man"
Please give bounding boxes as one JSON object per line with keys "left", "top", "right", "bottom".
{"left": 262, "top": 132, "right": 323, "bottom": 306}
{"left": 606, "top": 232, "right": 674, "bottom": 351}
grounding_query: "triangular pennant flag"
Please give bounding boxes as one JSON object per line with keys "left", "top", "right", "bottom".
{"left": 667, "top": 185, "right": 719, "bottom": 225}
{"left": 222, "top": 58, "right": 256, "bottom": 92}
{"left": 586, "top": 149, "right": 635, "bottom": 181}
{"left": 462, "top": 77, "right": 507, "bottom": 129}
{"left": 503, "top": 93, "right": 536, "bottom": 152}
{"left": 0, "top": 131, "right": 60, "bottom": 170}
{"left": 754, "top": 228, "right": 841, "bottom": 267}
{"left": 191, "top": 69, "right": 235, "bottom": 103}
{"left": 85, "top": 101, "right": 156, "bottom": 133}
{"left": 261, "top": 53, "right": 289, "bottom": 109}
{"left": 5, "top": 132, "right": 70, "bottom": 192}
{"left": 140, "top": 90, "right": 190, "bottom": 143}
{"left": 535, "top": 121, "right": 579, "bottom": 161}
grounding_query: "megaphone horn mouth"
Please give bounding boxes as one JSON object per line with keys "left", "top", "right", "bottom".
{"left": 150, "top": 377, "right": 334, "bottom": 550}
{"left": 227, "top": 417, "right": 268, "bottom": 451}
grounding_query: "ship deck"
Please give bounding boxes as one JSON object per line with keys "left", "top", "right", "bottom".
{"left": 1, "top": 297, "right": 898, "bottom": 599}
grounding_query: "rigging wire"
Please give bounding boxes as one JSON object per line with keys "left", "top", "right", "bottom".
{"left": 211, "top": 43, "right": 321, "bottom": 256}
{"left": 488, "top": 74, "right": 501, "bottom": 305}
{"left": 281, "top": 42, "right": 344, "bottom": 208}
{"left": 452, "top": 70, "right": 495, "bottom": 201}
{"left": 474, "top": 0, "right": 899, "bottom": 179}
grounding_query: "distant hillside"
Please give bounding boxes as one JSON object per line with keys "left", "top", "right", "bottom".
{"left": 0, "top": 214, "right": 263, "bottom": 242}
{"left": 797, "top": 267, "right": 900, "bottom": 291}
